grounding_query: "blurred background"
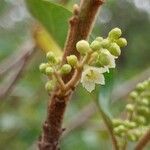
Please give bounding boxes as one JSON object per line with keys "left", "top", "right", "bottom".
{"left": 0, "top": 0, "right": 150, "bottom": 149}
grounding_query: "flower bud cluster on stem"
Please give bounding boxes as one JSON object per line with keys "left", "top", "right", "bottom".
{"left": 112, "top": 78, "right": 150, "bottom": 148}
{"left": 39, "top": 28, "right": 127, "bottom": 93}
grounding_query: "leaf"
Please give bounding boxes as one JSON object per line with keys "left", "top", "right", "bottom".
{"left": 25, "top": 0, "right": 72, "bottom": 48}
{"left": 98, "top": 70, "right": 115, "bottom": 118}
{"left": 33, "top": 25, "right": 62, "bottom": 56}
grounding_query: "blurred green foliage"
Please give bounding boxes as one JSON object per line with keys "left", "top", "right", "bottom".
{"left": 0, "top": 0, "right": 150, "bottom": 150}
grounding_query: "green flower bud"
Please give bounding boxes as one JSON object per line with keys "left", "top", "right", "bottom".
{"left": 142, "top": 81, "right": 149, "bottom": 88}
{"left": 45, "top": 67, "right": 54, "bottom": 76}
{"left": 124, "top": 120, "right": 136, "bottom": 129}
{"left": 90, "top": 40, "right": 101, "bottom": 51}
{"left": 67, "top": 55, "right": 78, "bottom": 67}
{"left": 137, "top": 106, "right": 150, "bottom": 115}
{"left": 39, "top": 63, "right": 48, "bottom": 73}
{"left": 45, "top": 81, "right": 54, "bottom": 91}
{"left": 126, "top": 104, "right": 134, "bottom": 112}
{"left": 136, "top": 83, "right": 145, "bottom": 91}
{"left": 114, "top": 125, "right": 127, "bottom": 135}
{"left": 98, "top": 50, "right": 111, "bottom": 66}
{"left": 117, "top": 38, "right": 127, "bottom": 47}
{"left": 127, "top": 133, "right": 137, "bottom": 142}
{"left": 61, "top": 64, "right": 72, "bottom": 74}
{"left": 95, "top": 37, "right": 103, "bottom": 42}
{"left": 109, "top": 43, "right": 121, "bottom": 57}
{"left": 112, "top": 119, "right": 122, "bottom": 127}
{"left": 108, "top": 27, "right": 122, "bottom": 39}
{"left": 129, "top": 91, "right": 138, "bottom": 100}
{"left": 140, "top": 98, "right": 149, "bottom": 106}
{"left": 46, "top": 52, "right": 56, "bottom": 63}
{"left": 101, "top": 39, "right": 110, "bottom": 48}
{"left": 134, "top": 115, "right": 146, "bottom": 125}
{"left": 76, "top": 40, "right": 90, "bottom": 54}
{"left": 134, "top": 130, "right": 143, "bottom": 139}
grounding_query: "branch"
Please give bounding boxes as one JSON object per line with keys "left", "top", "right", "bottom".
{"left": 38, "top": 1, "right": 104, "bottom": 150}
{"left": 135, "top": 129, "right": 150, "bottom": 150}
{"left": 94, "top": 98, "right": 119, "bottom": 150}
{"left": 0, "top": 41, "right": 35, "bottom": 100}
{"left": 0, "top": 41, "right": 34, "bottom": 76}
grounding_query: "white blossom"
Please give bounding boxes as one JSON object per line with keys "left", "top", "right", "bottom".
{"left": 81, "top": 66, "right": 107, "bottom": 92}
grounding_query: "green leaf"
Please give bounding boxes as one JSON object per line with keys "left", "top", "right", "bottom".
{"left": 98, "top": 70, "right": 115, "bottom": 118}
{"left": 25, "top": 0, "right": 72, "bottom": 48}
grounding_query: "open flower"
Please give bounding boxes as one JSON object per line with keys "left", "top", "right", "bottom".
{"left": 81, "top": 66, "right": 107, "bottom": 92}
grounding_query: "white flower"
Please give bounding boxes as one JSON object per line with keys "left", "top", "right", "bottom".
{"left": 81, "top": 66, "right": 107, "bottom": 92}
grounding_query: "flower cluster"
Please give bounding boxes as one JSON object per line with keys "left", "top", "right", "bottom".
{"left": 39, "top": 51, "right": 78, "bottom": 92}
{"left": 39, "top": 28, "right": 127, "bottom": 93}
{"left": 112, "top": 78, "right": 150, "bottom": 142}
{"left": 78, "top": 28, "right": 127, "bottom": 92}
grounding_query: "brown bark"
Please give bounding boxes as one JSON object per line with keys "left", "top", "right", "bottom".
{"left": 135, "top": 129, "right": 150, "bottom": 150}
{"left": 38, "top": 0, "right": 104, "bottom": 150}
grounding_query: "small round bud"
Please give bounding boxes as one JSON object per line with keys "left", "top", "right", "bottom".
{"left": 117, "top": 38, "right": 127, "bottom": 47}
{"left": 76, "top": 40, "right": 90, "bottom": 54}
{"left": 142, "top": 81, "right": 149, "bottom": 88}
{"left": 61, "top": 64, "right": 72, "bottom": 74}
{"left": 114, "top": 125, "right": 127, "bottom": 135}
{"left": 101, "top": 39, "right": 110, "bottom": 48}
{"left": 98, "top": 50, "right": 111, "bottom": 66}
{"left": 129, "top": 91, "right": 138, "bottom": 100}
{"left": 90, "top": 40, "right": 101, "bottom": 51}
{"left": 67, "top": 55, "right": 78, "bottom": 67}
{"left": 136, "top": 83, "right": 145, "bottom": 91}
{"left": 140, "top": 98, "right": 149, "bottom": 106}
{"left": 45, "top": 67, "right": 54, "bottom": 76}
{"left": 112, "top": 119, "right": 122, "bottom": 127}
{"left": 46, "top": 52, "right": 56, "bottom": 63}
{"left": 45, "top": 81, "right": 54, "bottom": 91}
{"left": 137, "top": 106, "right": 150, "bottom": 115}
{"left": 108, "top": 27, "right": 122, "bottom": 39}
{"left": 39, "top": 63, "right": 48, "bottom": 73}
{"left": 126, "top": 104, "right": 134, "bottom": 112}
{"left": 134, "top": 130, "right": 143, "bottom": 139}
{"left": 134, "top": 115, "right": 146, "bottom": 125}
{"left": 109, "top": 43, "right": 121, "bottom": 57}
{"left": 124, "top": 120, "right": 136, "bottom": 129}
{"left": 95, "top": 37, "right": 103, "bottom": 42}
{"left": 127, "top": 133, "right": 137, "bottom": 141}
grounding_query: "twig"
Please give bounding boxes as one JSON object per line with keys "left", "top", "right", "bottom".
{"left": 0, "top": 40, "right": 34, "bottom": 76}
{"left": 94, "top": 98, "right": 119, "bottom": 150}
{"left": 0, "top": 41, "right": 35, "bottom": 100}
{"left": 38, "top": 1, "right": 104, "bottom": 150}
{"left": 135, "top": 129, "right": 150, "bottom": 150}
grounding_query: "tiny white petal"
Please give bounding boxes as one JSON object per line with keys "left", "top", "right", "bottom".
{"left": 80, "top": 66, "right": 106, "bottom": 92}
{"left": 94, "top": 74, "right": 105, "bottom": 85}
{"left": 108, "top": 55, "right": 116, "bottom": 68}
{"left": 82, "top": 81, "right": 95, "bottom": 92}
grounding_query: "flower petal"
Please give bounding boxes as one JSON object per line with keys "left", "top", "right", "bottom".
{"left": 94, "top": 74, "right": 105, "bottom": 85}
{"left": 82, "top": 81, "right": 95, "bottom": 92}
